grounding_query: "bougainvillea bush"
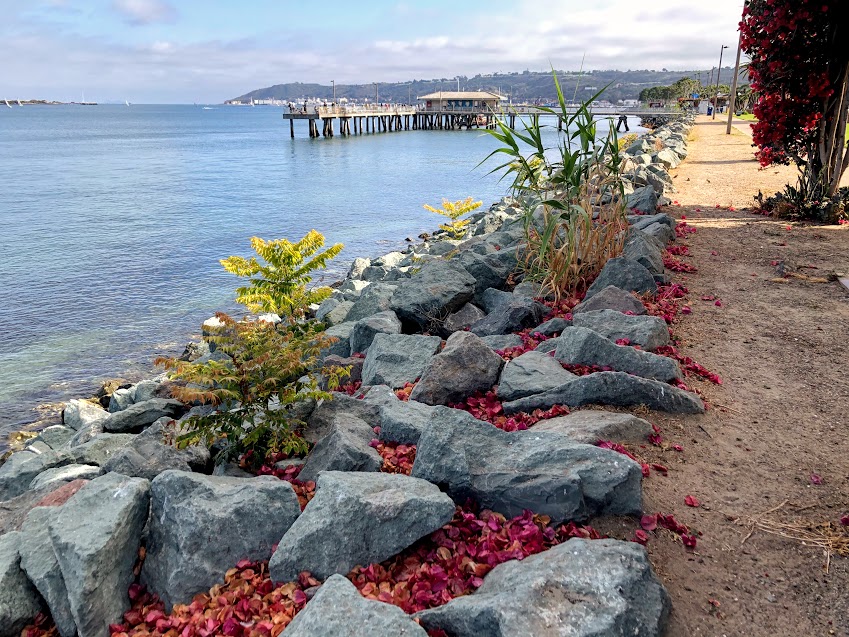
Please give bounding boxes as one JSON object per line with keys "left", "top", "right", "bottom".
{"left": 741, "top": 0, "right": 849, "bottom": 221}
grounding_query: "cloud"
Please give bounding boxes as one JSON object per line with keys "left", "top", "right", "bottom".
{"left": 111, "top": 0, "right": 176, "bottom": 25}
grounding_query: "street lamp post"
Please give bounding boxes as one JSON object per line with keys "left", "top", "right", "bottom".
{"left": 713, "top": 45, "right": 729, "bottom": 120}
{"left": 331, "top": 80, "right": 335, "bottom": 103}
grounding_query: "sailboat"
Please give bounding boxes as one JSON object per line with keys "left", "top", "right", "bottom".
{"left": 4, "top": 99, "right": 11, "bottom": 108}
{"left": 125, "top": 100, "right": 130, "bottom": 106}
{"left": 17, "top": 100, "right": 23, "bottom": 107}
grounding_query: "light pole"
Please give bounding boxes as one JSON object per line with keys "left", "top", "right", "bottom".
{"left": 375, "top": 82, "right": 379, "bottom": 104}
{"left": 713, "top": 45, "right": 728, "bottom": 120}
{"left": 331, "top": 80, "right": 335, "bottom": 103}
{"left": 726, "top": 33, "right": 744, "bottom": 134}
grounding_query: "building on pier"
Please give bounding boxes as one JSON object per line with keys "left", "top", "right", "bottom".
{"left": 416, "top": 91, "right": 506, "bottom": 112}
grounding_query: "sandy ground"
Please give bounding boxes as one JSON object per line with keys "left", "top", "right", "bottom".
{"left": 637, "top": 116, "right": 849, "bottom": 636}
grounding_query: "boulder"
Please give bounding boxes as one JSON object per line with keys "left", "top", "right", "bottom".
{"left": 377, "top": 399, "right": 442, "bottom": 444}
{"left": 469, "top": 298, "right": 547, "bottom": 337}
{"left": 478, "top": 288, "right": 514, "bottom": 314}
{"left": 495, "top": 351, "right": 576, "bottom": 402}
{"left": 481, "top": 334, "right": 523, "bottom": 351}
{"left": 269, "top": 471, "right": 455, "bottom": 582}
{"left": 68, "top": 433, "right": 136, "bottom": 466}
{"left": 628, "top": 213, "right": 675, "bottom": 231}
{"left": 49, "top": 473, "right": 150, "bottom": 637}
{"left": 19, "top": 508, "right": 75, "bottom": 637}
{"left": 346, "top": 283, "right": 399, "bottom": 323}
{"left": 653, "top": 147, "right": 681, "bottom": 169}
{"left": 0, "top": 450, "right": 75, "bottom": 502}
{"left": 457, "top": 251, "right": 512, "bottom": 302}
{"left": 285, "top": 574, "right": 428, "bottom": 637}
{"left": 642, "top": 221, "right": 675, "bottom": 246}
{"left": 572, "top": 285, "right": 647, "bottom": 316}
{"left": 62, "top": 399, "right": 108, "bottom": 432}
{"left": 298, "top": 414, "right": 383, "bottom": 482}
{"left": 411, "top": 410, "right": 642, "bottom": 523}
{"left": 101, "top": 398, "right": 187, "bottom": 434}
{"left": 625, "top": 185, "right": 658, "bottom": 214}
{"left": 529, "top": 317, "right": 570, "bottom": 337}
{"left": 349, "top": 311, "right": 402, "bottom": 354}
{"left": 532, "top": 410, "right": 654, "bottom": 444}
{"left": 571, "top": 310, "right": 670, "bottom": 351}
{"left": 348, "top": 257, "right": 371, "bottom": 280}
{"left": 101, "top": 436, "right": 193, "bottom": 481}
{"left": 623, "top": 231, "right": 665, "bottom": 276}
{"left": 389, "top": 261, "right": 476, "bottom": 330}
{"left": 304, "top": 393, "right": 382, "bottom": 444}
{"left": 29, "top": 464, "right": 102, "bottom": 491}
{"left": 323, "top": 322, "right": 354, "bottom": 359}
{"left": 443, "top": 303, "right": 487, "bottom": 334}
{"left": 416, "top": 539, "right": 670, "bottom": 637}
{"left": 0, "top": 531, "right": 45, "bottom": 637}
{"left": 136, "top": 418, "right": 210, "bottom": 470}
{"left": 33, "top": 425, "right": 76, "bottom": 450}
{"left": 583, "top": 257, "right": 657, "bottom": 300}
{"left": 361, "top": 334, "right": 442, "bottom": 389}
{"left": 503, "top": 371, "right": 705, "bottom": 414}
{"left": 142, "top": 472, "right": 301, "bottom": 610}
{"left": 410, "top": 332, "right": 505, "bottom": 405}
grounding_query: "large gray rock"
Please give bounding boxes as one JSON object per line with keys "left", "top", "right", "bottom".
{"left": 469, "top": 297, "right": 547, "bottom": 337}
{"left": 323, "top": 321, "right": 355, "bottom": 358}
{"left": 349, "top": 311, "right": 402, "bottom": 354}
{"left": 49, "top": 473, "right": 150, "bottom": 637}
{"left": 572, "top": 310, "right": 670, "bottom": 351}
{"left": 389, "top": 260, "right": 476, "bottom": 330}
{"left": 443, "top": 302, "right": 487, "bottom": 334}
{"left": 361, "top": 333, "right": 442, "bottom": 389}
{"left": 623, "top": 231, "right": 665, "bottom": 276}
{"left": 529, "top": 317, "right": 571, "bottom": 337}
{"left": 142, "top": 471, "right": 301, "bottom": 610}
{"left": 68, "top": 433, "right": 136, "bottom": 466}
{"left": 481, "top": 334, "right": 523, "bottom": 351}
{"left": 298, "top": 414, "right": 382, "bottom": 482}
{"left": 479, "top": 288, "right": 514, "bottom": 314}
{"left": 378, "top": 399, "right": 461, "bottom": 445}
{"left": 269, "top": 471, "right": 455, "bottom": 582}
{"left": 583, "top": 257, "right": 657, "bottom": 300}
{"left": 100, "top": 435, "right": 193, "bottom": 481}
{"left": 29, "top": 464, "right": 103, "bottom": 490}
{"left": 625, "top": 185, "right": 658, "bottom": 214}
{"left": 410, "top": 332, "right": 504, "bottom": 405}
{"left": 304, "top": 393, "right": 382, "bottom": 444}
{"left": 109, "top": 380, "right": 160, "bottom": 413}
{"left": 33, "top": 425, "right": 76, "bottom": 450}
{"left": 63, "top": 399, "right": 108, "bottom": 431}
{"left": 0, "top": 450, "right": 75, "bottom": 502}
{"left": 19, "top": 508, "right": 75, "bottom": 637}
{"left": 346, "top": 283, "right": 399, "bottom": 323}
{"left": 628, "top": 213, "right": 675, "bottom": 231}
{"left": 503, "top": 371, "right": 705, "bottom": 415}
{"left": 496, "top": 351, "right": 576, "bottom": 401}
{"left": 457, "top": 250, "right": 513, "bottom": 302}
{"left": 284, "top": 574, "right": 428, "bottom": 637}
{"left": 653, "top": 147, "right": 681, "bottom": 169}
{"left": 0, "top": 531, "right": 45, "bottom": 637}
{"left": 642, "top": 222, "right": 675, "bottom": 246}
{"left": 411, "top": 409, "right": 642, "bottom": 523}
{"left": 137, "top": 418, "right": 210, "bottom": 471}
{"left": 416, "top": 539, "right": 670, "bottom": 637}
{"left": 554, "top": 327, "right": 680, "bottom": 381}
{"left": 532, "top": 410, "right": 654, "bottom": 444}
{"left": 572, "top": 285, "right": 647, "bottom": 316}
{"left": 101, "top": 398, "right": 186, "bottom": 433}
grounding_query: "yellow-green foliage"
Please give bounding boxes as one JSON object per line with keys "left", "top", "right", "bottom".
{"left": 220, "top": 230, "right": 343, "bottom": 317}
{"left": 156, "top": 313, "right": 347, "bottom": 464}
{"left": 423, "top": 197, "right": 483, "bottom": 239}
{"left": 618, "top": 133, "right": 638, "bottom": 151}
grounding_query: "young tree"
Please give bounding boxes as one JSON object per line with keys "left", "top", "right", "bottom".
{"left": 741, "top": 1, "right": 849, "bottom": 204}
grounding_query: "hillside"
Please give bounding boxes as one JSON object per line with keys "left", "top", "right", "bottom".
{"left": 229, "top": 68, "right": 735, "bottom": 104}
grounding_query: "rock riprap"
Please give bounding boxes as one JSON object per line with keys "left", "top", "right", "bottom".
{"left": 416, "top": 539, "right": 670, "bottom": 637}
{"left": 531, "top": 410, "right": 654, "bottom": 444}
{"left": 101, "top": 398, "right": 186, "bottom": 433}
{"left": 572, "top": 309, "right": 670, "bottom": 351}
{"left": 142, "top": 471, "right": 301, "bottom": 610}
{"left": 583, "top": 257, "right": 657, "bottom": 300}
{"left": 361, "top": 333, "right": 442, "bottom": 389}
{"left": 298, "top": 414, "right": 382, "bottom": 482}
{"left": 0, "top": 531, "right": 45, "bottom": 637}
{"left": 411, "top": 409, "right": 642, "bottom": 523}
{"left": 390, "top": 260, "right": 476, "bottom": 330}
{"left": 495, "top": 351, "right": 576, "bottom": 401}
{"left": 269, "top": 471, "right": 455, "bottom": 582}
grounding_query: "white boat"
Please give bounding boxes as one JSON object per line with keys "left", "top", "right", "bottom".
{"left": 202, "top": 106, "right": 214, "bottom": 110}
{"left": 4, "top": 99, "right": 11, "bottom": 109}
{"left": 125, "top": 100, "right": 130, "bottom": 106}
{"left": 17, "top": 100, "right": 23, "bottom": 107}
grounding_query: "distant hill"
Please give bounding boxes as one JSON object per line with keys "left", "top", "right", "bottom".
{"left": 229, "top": 68, "right": 736, "bottom": 104}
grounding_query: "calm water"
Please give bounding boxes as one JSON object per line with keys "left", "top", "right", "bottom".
{"left": 0, "top": 104, "right": 641, "bottom": 437}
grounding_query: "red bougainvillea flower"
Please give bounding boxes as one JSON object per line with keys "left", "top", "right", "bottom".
{"left": 633, "top": 529, "right": 650, "bottom": 545}
{"left": 840, "top": 515, "right": 849, "bottom": 526}
{"left": 714, "top": 300, "right": 723, "bottom": 307}
{"left": 684, "top": 495, "right": 701, "bottom": 508}
{"left": 810, "top": 473, "right": 823, "bottom": 485}
{"left": 681, "top": 306, "right": 692, "bottom": 315}
{"left": 640, "top": 514, "right": 658, "bottom": 531}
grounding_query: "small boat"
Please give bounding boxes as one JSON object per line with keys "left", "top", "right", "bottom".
{"left": 202, "top": 106, "right": 214, "bottom": 110}
{"left": 125, "top": 100, "right": 130, "bottom": 106}
{"left": 17, "top": 100, "right": 23, "bottom": 107}
{"left": 4, "top": 99, "right": 11, "bottom": 109}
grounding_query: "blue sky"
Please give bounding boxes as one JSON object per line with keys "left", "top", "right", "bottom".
{"left": 1, "top": 0, "right": 745, "bottom": 103}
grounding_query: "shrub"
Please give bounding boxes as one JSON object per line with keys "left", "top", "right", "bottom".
{"left": 754, "top": 185, "right": 849, "bottom": 224}
{"left": 423, "top": 197, "right": 483, "bottom": 239}
{"left": 618, "top": 133, "right": 637, "bottom": 152}
{"left": 220, "top": 230, "right": 343, "bottom": 317}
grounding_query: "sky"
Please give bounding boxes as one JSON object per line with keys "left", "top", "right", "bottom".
{"left": 1, "top": 0, "right": 746, "bottom": 103}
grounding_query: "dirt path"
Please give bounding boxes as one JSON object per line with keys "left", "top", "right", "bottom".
{"left": 637, "top": 116, "right": 849, "bottom": 636}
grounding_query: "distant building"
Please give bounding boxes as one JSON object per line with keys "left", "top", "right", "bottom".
{"left": 417, "top": 91, "right": 505, "bottom": 111}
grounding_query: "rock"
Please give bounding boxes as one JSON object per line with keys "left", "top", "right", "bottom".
{"left": 529, "top": 317, "right": 570, "bottom": 336}
{"left": 322, "top": 354, "right": 364, "bottom": 386}
{"left": 443, "top": 303, "right": 487, "bottom": 334}
{"left": 625, "top": 138, "right": 652, "bottom": 155}
{"left": 361, "top": 334, "right": 442, "bottom": 389}
{"left": 377, "top": 398, "right": 441, "bottom": 445}
{"left": 283, "top": 575, "right": 428, "bottom": 637}
{"left": 304, "top": 393, "right": 382, "bottom": 445}
{"left": 496, "top": 351, "right": 576, "bottom": 402}
{"left": 137, "top": 418, "right": 210, "bottom": 471}
{"left": 33, "top": 425, "right": 76, "bottom": 450}
{"left": 469, "top": 298, "right": 547, "bottom": 337}
{"left": 24, "top": 440, "right": 51, "bottom": 454}
{"left": 19, "top": 508, "right": 76, "bottom": 637}
{"left": 481, "top": 334, "right": 523, "bottom": 351}
{"left": 457, "top": 251, "right": 512, "bottom": 302}
{"left": 62, "top": 399, "right": 108, "bottom": 432}
{"left": 108, "top": 388, "right": 134, "bottom": 413}
{"left": 101, "top": 398, "right": 187, "bottom": 433}
{"left": 532, "top": 410, "right": 654, "bottom": 444}
{"left": 411, "top": 410, "right": 642, "bottom": 523}
{"left": 325, "top": 300, "right": 354, "bottom": 325}
{"left": 628, "top": 213, "right": 675, "bottom": 232}
{"left": 389, "top": 261, "right": 476, "bottom": 331}
{"left": 503, "top": 371, "right": 705, "bottom": 414}
{"left": 339, "top": 279, "right": 370, "bottom": 297}
{"left": 479, "top": 288, "right": 514, "bottom": 314}
{"left": 323, "top": 322, "right": 355, "bottom": 359}
{"left": 142, "top": 472, "right": 300, "bottom": 610}
{"left": 623, "top": 231, "right": 665, "bottom": 276}
{"left": 68, "top": 433, "right": 135, "bottom": 466}
{"left": 410, "top": 332, "right": 505, "bottom": 405}
{"left": 625, "top": 185, "right": 658, "bottom": 214}
{"left": 346, "top": 283, "right": 399, "bottom": 323}
{"left": 416, "top": 539, "right": 670, "bottom": 637}
{"left": 269, "top": 471, "right": 455, "bottom": 582}
{"left": 583, "top": 257, "right": 657, "bottom": 300}
{"left": 211, "top": 462, "right": 253, "bottom": 478}
{"left": 348, "top": 257, "right": 370, "bottom": 280}
{"left": 350, "top": 311, "right": 403, "bottom": 354}
{"left": 0, "top": 451, "right": 75, "bottom": 502}
{"left": 298, "top": 414, "right": 382, "bottom": 482}
{"left": 653, "top": 147, "right": 681, "bottom": 169}
{"left": 643, "top": 221, "right": 675, "bottom": 245}
{"left": 49, "top": 473, "right": 150, "bottom": 637}
{"left": 29, "top": 464, "right": 102, "bottom": 490}
{"left": 572, "top": 285, "right": 647, "bottom": 316}
{"left": 101, "top": 437, "right": 193, "bottom": 481}
{"left": 0, "top": 531, "right": 45, "bottom": 637}
{"left": 315, "top": 297, "right": 341, "bottom": 322}
{"left": 33, "top": 480, "right": 88, "bottom": 508}
{"left": 571, "top": 310, "right": 670, "bottom": 351}
{"left": 510, "top": 280, "right": 546, "bottom": 300}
